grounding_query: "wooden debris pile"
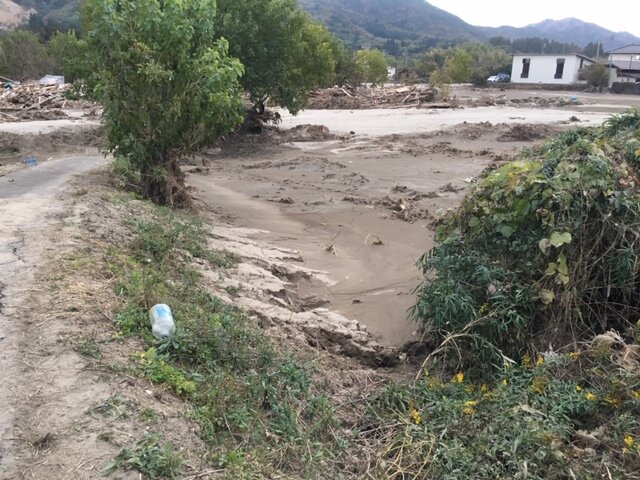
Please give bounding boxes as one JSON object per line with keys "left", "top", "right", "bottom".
{"left": 0, "top": 82, "right": 95, "bottom": 122}
{"left": 307, "top": 85, "right": 452, "bottom": 110}
{"left": 1, "top": 83, "right": 69, "bottom": 109}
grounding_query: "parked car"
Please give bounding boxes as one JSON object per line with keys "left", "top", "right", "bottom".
{"left": 487, "top": 73, "right": 510, "bottom": 83}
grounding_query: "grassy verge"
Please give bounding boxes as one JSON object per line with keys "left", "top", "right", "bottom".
{"left": 98, "top": 197, "right": 344, "bottom": 478}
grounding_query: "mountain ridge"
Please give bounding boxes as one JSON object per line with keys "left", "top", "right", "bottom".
{"left": 1, "top": 0, "right": 639, "bottom": 54}
{"left": 480, "top": 17, "right": 640, "bottom": 51}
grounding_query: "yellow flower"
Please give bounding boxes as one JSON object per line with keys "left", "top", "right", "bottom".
{"left": 625, "top": 435, "right": 634, "bottom": 448}
{"left": 502, "top": 379, "right": 509, "bottom": 386}
{"left": 585, "top": 392, "right": 597, "bottom": 401}
{"left": 606, "top": 395, "right": 621, "bottom": 407}
{"left": 522, "top": 353, "right": 532, "bottom": 367}
{"left": 480, "top": 384, "right": 490, "bottom": 394}
{"left": 462, "top": 401, "right": 478, "bottom": 415}
{"left": 532, "top": 376, "right": 548, "bottom": 395}
{"left": 568, "top": 351, "right": 580, "bottom": 361}
{"left": 409, "top": 407, "right": 422, "bottom": 425}
{"left": 465, "top": 384, "right": 475, "bottom": 394}
{"left": 575, "top": 385, "right": 583, "bottom": 392}
{"left": 536, "top": 356, "right": 545, "bottom": 366}
{"left": 453, "top": 372, "right": 464, "bottom": 383}
{"left": 632, "top": 390, "right": 640, "bottom": 400}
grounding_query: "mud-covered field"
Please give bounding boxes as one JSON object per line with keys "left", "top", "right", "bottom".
{"left": 2, "top": 86, "right": 640, "bottom": 478}
{"left": 187, "top": 119, "right": 575, "bottom": 346}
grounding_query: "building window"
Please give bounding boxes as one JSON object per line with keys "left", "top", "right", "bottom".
{"left": 554, "top": 58, "right": 565, "bottom": 79}
{"left": 521, "top": 58, "right": 530, "bottom": 78}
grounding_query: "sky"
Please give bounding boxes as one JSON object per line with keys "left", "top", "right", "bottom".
{"left": 427, "top": 0, "right": 640, "bottom": 37}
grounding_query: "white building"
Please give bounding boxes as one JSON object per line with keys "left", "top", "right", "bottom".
{"left": 607, "top": 44, "right": 640, "bottom": 84}
{"left": 510, "top": 53, "right": 596, "bottom": 85}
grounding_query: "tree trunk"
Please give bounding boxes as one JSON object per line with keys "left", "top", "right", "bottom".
{"left": 140, "top": 153, "right": 192, "bottom": 208}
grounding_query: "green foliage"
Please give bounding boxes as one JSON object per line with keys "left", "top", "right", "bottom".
{"left": 84, "top": 0, "right": 244, "bottom": 206}
{"left": 413, "top": 110, "right": 640, "bottom": 368}
{"left": 583, "top": 63, "right": 610, "bottom": 89}
{"left": 443, "top": 47, "right": 473, "bottom": 83}
{"left": 45, "top": 30, "right": 90, "bottom": 83}
{"left": 105, "top": 197, "right": 342, "bottom": 476}
{"left": 463, "top": 41, "right": 512, "bottom": 85}
{"left": 138, "top": 348, "right": 197, "bottom": 395}
{"left": 355, "top": 48, "right": 388, "bottom": 85}
{"left": 367, "top": 345, "right": 640, "bottom": 479}
{"left": 104, "top": 433, "right": 183, "bottom": 479}
{"left": 0, "top": 30, "right": 49, "bottom": 79}
{"left": 216, "top": 0, "right": 341, "bottom": 113}
{"left": 489, "top": 35, "right": 581, "bottom": 55}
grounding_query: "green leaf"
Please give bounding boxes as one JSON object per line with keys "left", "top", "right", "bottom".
{"left": 557, "top": 253, "right": 568, "bottom": 276}
{"left": 545, "top": 262, "right": 557, "bottom": 276}
{"left": 468, "top": 216, "right": 480, "bottom": 228}
{"left": 498, "top": 224, "right": 515, "bottom": 238}
{"left": 538, "top": 238, "right": 551, "bottom": 255}
{"left": 549, "top": 232, "right": 572, "bottom": 248}
{"left": 539, "top": 289, "right": 555, "bottom": 305}
{"left": 515, "top": 198, "right": 531, "bottom": 216}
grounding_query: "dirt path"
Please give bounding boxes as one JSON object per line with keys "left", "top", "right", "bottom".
{"left": 0, "top": 154, "right": 105, "bottom": 476}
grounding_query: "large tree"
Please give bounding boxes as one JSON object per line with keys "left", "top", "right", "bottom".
{"left": 0, "top": 30, "right": 49, "bottom": 80}
{"left": 84, "top": 0, "right": 244, "bottom": 206}
{"left": 355, "top": 49, "right": 388, "bottom": 85}
{"left": 215, "top": 0, "right": 340, "bottom": 113}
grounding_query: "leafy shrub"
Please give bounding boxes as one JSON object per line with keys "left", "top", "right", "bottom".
{"left": 413, "top": 110, "right": 640, "bottom": 368}
{"left": 105, "top": 433, "right": 183, "bottom": 479}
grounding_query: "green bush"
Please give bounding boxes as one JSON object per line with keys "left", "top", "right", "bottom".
{"left": 413, "top": 110, "right": 640, "bottom": 368}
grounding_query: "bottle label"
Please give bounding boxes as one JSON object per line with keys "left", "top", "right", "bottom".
{"left": 154, "top": 304, "right": 171, "bottom": 318}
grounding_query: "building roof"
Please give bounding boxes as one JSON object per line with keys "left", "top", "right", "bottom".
{"left": 608, "top": 60, "right": 640, "bottom": 71}
{"left": 610, "top": 44, "right": 640, "bottom": 54}
{"left": 511, "top": 53, "right": 596, "bottom": 62}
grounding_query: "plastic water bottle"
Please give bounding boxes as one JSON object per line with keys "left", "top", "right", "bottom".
{"left": 149, "top": 304, "right": 176, "bottom": 341}
{"left": 23, "top": 156, "right": 37, "bottom": 167}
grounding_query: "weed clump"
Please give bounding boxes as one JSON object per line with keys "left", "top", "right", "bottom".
{"left": 104, "top": 433, "right": 183, "bottom": 479}
{"left": 366, "top": 338, "right": 640, "bottom": 479}
{"left": 109, "top": 205, "right": 341, "bottom": 476}
{"left": 413, "top": 109, "right": 640, "bottom": 367}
